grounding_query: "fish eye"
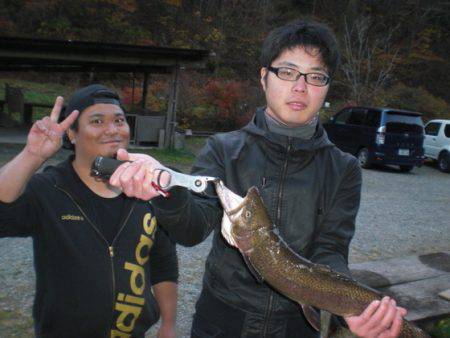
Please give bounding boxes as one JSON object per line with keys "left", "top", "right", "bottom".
{"left": 245, "top": 210, "right": 252, "bottom": 219}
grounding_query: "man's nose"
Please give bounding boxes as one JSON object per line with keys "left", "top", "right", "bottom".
{"left": 292, "top": 74, "right": 307, "bottom": 92}
{"left": 105, "top": 122, "right": 119, "bottom": 134}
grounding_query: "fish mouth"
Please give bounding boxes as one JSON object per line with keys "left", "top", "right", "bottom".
{"left": 214, "top": 180, "right": 245, "bottom": 218}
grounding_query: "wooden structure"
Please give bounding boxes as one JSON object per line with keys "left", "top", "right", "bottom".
{"left": 2, "top": 84, "right": 53, "bottom": 125}
{"left": 350, "top": 251, "right": 450, "bottom": 322}
{"left": 0, "top": 36, "right": 211, "bottom": 147}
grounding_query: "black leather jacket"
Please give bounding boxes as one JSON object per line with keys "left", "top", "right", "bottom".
{"left": 153, "top": 107, "right": 361, "bottom": 317}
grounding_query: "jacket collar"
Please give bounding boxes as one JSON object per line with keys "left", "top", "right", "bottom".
{"left": 44, "top": 155, "right": 135, "bottom": 216}
{"left": 45, "top": 155, "right": 82, "bottom": 192}
{"left": 242, "top": 107, "right": 333, "bottom": 152}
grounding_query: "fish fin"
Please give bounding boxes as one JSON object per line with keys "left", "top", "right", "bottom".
{"left": 242, "top": 255, "right": 264, "bottom": 284}
{"left": 321, "top": 311, "right": 350, "bottom": 338}
{"left": 301, "top": 304, "right": 320, "bottom": 332}
{"left": 301, "top": 306, "right": 344, "bottom": 338}
{"left": 320, "top": 310, "right": 332, "bottom": 338}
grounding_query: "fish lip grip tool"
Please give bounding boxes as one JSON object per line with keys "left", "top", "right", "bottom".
{"left": 91, "top": 156, "right": 217, "bottom": 197}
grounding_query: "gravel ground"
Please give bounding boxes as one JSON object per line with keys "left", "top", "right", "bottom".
{"left": 350, "top": 163, "right": 449, "bottom": 263}
{"left": 0, "top": 144, "right": 449, "bottom": 337}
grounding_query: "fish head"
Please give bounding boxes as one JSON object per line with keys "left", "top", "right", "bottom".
{"left": 215, "top": 181, "right": 271, "bottom": 236}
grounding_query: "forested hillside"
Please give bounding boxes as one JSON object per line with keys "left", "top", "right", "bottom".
{"left": 1, "top": 0, "right": 448, "bottom": 128}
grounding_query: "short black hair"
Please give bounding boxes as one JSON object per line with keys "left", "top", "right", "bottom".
{"left": 260, "top": 19, "right": 340, "bottom": 75}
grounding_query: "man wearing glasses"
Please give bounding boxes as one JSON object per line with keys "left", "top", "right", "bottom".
{"left": 111, "top": 20, "right": 406, "bottom": 337}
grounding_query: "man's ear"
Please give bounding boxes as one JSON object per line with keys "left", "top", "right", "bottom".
{"left": 66, "top": 129, "right": 75, "bottom": 144}
{"left": 260, "top": 68, "right": 268, "bottom": 92}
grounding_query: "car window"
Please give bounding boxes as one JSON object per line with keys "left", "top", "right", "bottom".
{"left": 347, "top": 109, "right": 366, "bottom": 126}
{"left": 425, "top": 122, "right": 441, "bottom": 136}
{"left": 385, "top": 112, "right": 424, "bottom": 133}
{"left": 335, "top": 109, "right": 352, "bottom": 125}
{"left": 444, "top": 124, "right": 450, "bottom": 138}
{"left": 365, "top": 110, "right": 381, "bottom": 127}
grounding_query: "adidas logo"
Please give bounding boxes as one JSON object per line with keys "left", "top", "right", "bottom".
{"left": 61, "top": 214, "right": 84, "bottom": 221}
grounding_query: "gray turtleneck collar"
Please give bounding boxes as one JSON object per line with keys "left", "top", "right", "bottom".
{"left": 265, "top": 110, "right": 318, "bottom": 139}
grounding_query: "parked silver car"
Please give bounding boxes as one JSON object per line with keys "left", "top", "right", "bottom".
{"left": 424, "top": 119, "right": 450, "bottom": 172}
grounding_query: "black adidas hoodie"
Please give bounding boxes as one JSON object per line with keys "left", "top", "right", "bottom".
{"left": 0, "top": 157, "right": 178, "bottom": 337}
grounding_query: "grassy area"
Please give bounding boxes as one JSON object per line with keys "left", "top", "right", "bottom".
{"left": 141, "top": 147, "right": 195, "bottom": 166}
{"left": 0, "top": 77, "right": 75, "bottom": 123}
{"left": 129, "top": 136, "right": 207, "bottom": 170}
{"left": 430, "top": 317, "right": 450, "bottom": 337}
{"left": 138, "top": 136, "right": 206, "bottom": 163}
{"left": 129, "top": 138, "right": 206, "bottom": 173}
{"left": 0, "top": 137, "right": 207, "bottom": 171}
{"left": 0, "top": 77, "right": 123, "bottom": 122}
{"left": 0, "top": 309, "right": 34, "bottom": 337}
{"left": 0, "top": 77, "right": 74, "bottom": 103}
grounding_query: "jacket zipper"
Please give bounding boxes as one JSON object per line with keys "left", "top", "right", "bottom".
{"left": 262, "top": 138, "right": 292, "bottom": 337}
{"left": 108, "top": 204, "right": 135, "bottom": 332}
{"left": 56, "top": 185, "right": 110, "bottom": 244}
{"left": 55, "top": 185, "right": 135, "bottom": 336}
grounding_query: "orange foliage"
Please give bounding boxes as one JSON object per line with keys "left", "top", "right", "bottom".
{"left": 179, "top": 78, "right": 250, "bottom": 130}
{"left": 204, "top": 79, "right": 245, "bottom": 119}
{"left": 121, "top": 80, "right": 169, "bottom": 111}
{"left": 164, "top": 0, "right": 182, "bottom": 6}
{"left": 121, "top": 86, "right": 142, "bottom": 107}
{"left": 147, "top": 80, "right": 169, "bottom": 111}
{"left": 107, "top": 0, "right": 137, "bottom": 12}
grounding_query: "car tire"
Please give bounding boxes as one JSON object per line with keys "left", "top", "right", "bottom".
{"left": 399, "top": 165, "right": 413, "bottom": 172}
{"left": 357, "top": 148, "right": 371, "bottom": 168}
{"left": 437, "top": 152, "right": 450, "bottom": 173}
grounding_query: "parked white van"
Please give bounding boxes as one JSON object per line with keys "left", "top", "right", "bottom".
{"left": 424, "top": 119, "right": 450, "bottom": 172}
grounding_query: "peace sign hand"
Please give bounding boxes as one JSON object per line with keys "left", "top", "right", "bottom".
{"left": 25, "top": 96, "right": 79, "bottom": 161}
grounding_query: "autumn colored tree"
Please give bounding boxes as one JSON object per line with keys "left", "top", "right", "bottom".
{"left": 0, "top": 0, "right": 448, "bottom": 124}
{"left": 339, "top": 15, "right": 399, "bottom": 105}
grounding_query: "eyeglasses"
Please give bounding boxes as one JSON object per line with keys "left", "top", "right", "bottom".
{"left": 267, "top": 66, "right": 330, "bottom": 87}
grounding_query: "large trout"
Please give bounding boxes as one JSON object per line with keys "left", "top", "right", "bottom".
{"left": 214, "top": 181, "right": 429, "bottom": 338}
